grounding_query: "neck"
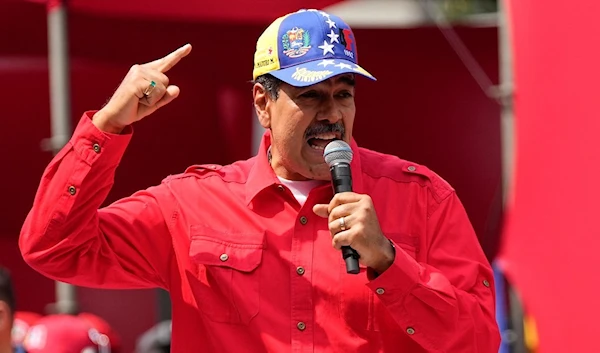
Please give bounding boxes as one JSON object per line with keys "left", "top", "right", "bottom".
{"left": 0, "top": 340, "right": 12, "bottom": 353}
{"left": 0, "top": 326, "right": 13, "bottom": 353}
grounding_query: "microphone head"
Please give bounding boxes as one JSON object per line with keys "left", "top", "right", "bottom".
{"left": 323, "top": 140, "right": 353, "bottom": 166}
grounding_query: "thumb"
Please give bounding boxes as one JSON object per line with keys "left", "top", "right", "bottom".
{"left": 313, "top": 204, "right": 329, "bottom": 218}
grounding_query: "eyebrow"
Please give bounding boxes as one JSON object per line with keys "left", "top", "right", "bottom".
{"left": 336, "top": 75, "right": 356, "bottom": 86}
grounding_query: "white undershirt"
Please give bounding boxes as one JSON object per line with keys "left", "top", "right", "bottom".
{"left": 277, "top": 176, "right": 326, "bottom": 206}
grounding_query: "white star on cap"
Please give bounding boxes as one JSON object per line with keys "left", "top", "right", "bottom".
{"left": 325, "top": 18, "right": 336, "bottom": 29}
{"left": 318, "top": 59, "right": 335, "bottom": 67}
{"left": 335, "top": 62, "right": 352, "bottom": 69}
{"left": 318, "top": 40, "right": 335, "bottom": 55}
{"left": 319, "top": 11, "right": 331, "bottom": 17}
{"left": 327, "top": 29, "right": 339, "bottom": 44}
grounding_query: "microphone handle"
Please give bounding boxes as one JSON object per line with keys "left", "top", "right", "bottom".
{"left": 331, "top": 163, "right": 361, "bottom": 275}
{"left": 342, "top": 246, "right": 360, "bottom": 274}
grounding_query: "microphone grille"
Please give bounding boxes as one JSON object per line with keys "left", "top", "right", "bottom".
{"left": 323, "top": 140, "right": 353, "bottom": 166}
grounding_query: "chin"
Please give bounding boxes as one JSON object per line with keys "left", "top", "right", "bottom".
{"left": 305, "top": 164, "right": 331, "bottom": 181}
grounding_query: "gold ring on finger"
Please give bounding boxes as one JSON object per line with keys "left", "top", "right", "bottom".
{"left": 143, "top": 80, "right": 156, "bottom": 97}
{"left": 339, "top": 216, "right": 347, "bottom": 231}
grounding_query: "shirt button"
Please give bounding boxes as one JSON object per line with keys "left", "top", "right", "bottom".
{"left": 406, "top": 327, "right": 415, "bottom": 335}
{"left": 376, "top": 288, "right": 385, "bottom": 295}
{"left": 296, "top": 266, "right": 305, "bottom": 276}
{"left": 92, "top": 143, "right": 101, "bottom": 153}
{"left": 297, "top": 322, "right": 306, "bottom": 331}
{"left": 299, "top": 216, "right": 308, "bottom": 225}
{"left": 277, "top": 185, "right": 285, "bottom": 192}
{"left": 219, "top": 254, "right": 229, "bottom": 262}
{"left": 407, "top": 166, "right": 416, "bottom": 172}
{"left": 483, "top": 279, "right": 490, "bottom": 287}
{"left": 68, "top": 186, "right": 76, "bottom": 195}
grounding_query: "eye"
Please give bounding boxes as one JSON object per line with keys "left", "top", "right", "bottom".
{"left": 337, "top": 91, "right": 353, "bottom": 98}
{"left": 300, "top": 91, "right": 320, "bottom": 99}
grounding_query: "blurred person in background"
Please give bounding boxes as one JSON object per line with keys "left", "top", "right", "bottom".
{"left": 135, "top": 320, "right": 171, "bottom": 353}
{"left": 11, "top": 311, "right": 42, "bottom": 349}
{"left": 23, "top": 314, "right": 111, "bottom": 353}
{"left": 19, "top": 9, "right": 499, "bottom": 352}
{"left": 0, "top": 266, "right": 25, "bottom": 353}
{"left": 77, "top": 313, "right": 121, "bottom": 353}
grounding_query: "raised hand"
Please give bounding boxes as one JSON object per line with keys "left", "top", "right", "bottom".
{"left": 92, "top": 44, "right": 192, "bottom": 133}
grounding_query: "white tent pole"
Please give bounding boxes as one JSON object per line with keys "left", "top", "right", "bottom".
{"left": 47, "top": 0, "right": 77, "bottom": 315}
{"left": 498, "top": 0, "right": 515, "bottom": 207}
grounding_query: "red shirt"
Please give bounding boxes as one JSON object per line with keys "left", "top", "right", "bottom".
{"left": 20, "top": 112, "right": 500, "bottom": 353}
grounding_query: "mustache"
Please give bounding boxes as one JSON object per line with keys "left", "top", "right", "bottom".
{"left": 304, "top": 122, "right": 345, "bottom": 139}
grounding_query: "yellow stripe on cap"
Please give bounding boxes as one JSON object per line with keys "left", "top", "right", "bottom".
{"left": 253, "top": 13, "right": 290, "bottom": 80}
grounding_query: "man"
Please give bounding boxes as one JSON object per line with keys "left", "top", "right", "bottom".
{"left": 20, "top": 9, "right": 500, "bottom": 352}
{"left": 0, "top": 267, "right": 24, "bottom": 353}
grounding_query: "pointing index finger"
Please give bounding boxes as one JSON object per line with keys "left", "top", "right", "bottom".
{"left": 147, "top": 44, "right": 192, "bottom": 73}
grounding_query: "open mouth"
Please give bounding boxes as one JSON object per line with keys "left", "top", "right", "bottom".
{"left": 307, "top": 133, "right": 341, "bottom": 151}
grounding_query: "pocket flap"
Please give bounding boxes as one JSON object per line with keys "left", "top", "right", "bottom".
{"left": 189, "top": 225, "right": 265, "bottom": 272}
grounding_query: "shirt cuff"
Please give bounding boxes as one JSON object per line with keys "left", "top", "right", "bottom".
{"left": 69, "top": 111, "right": 133, "bottom": 166}
{"left": 366, "top": 239, "right": 421, "bottom": 303}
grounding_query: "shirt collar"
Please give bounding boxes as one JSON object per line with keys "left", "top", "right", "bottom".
{"left": 245, "top": 130, "right": 365, "bottom": 206}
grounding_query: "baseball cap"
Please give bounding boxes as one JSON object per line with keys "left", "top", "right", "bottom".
{"left": 253, "top": 9, "right": 376, "bottom": 87}
{"left": 22, "top": 314, "right": 112, "bottom": 353}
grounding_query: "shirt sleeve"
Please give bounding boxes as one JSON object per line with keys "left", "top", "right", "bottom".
{"left": 366, "top": 192, "right": 500, "bottom": 353}
{"left": 19, "top": 111, "right": 174, "bottom": 290}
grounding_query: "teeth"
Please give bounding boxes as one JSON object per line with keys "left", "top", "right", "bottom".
{"left": 310, "top": 145, "right": 325, "bottom": 150}
{"left": 310, "top": 133, "right": 336, "bottom": 140}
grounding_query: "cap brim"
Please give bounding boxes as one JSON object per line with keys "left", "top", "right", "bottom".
{"left": 270, "top": 58, "right": 376, "bottom": 87}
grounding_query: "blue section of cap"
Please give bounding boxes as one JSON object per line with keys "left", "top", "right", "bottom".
{"left": 276, "top": 10, "right": 360, "bottom": 70}
{"left": 269, "top": 58, "right": 376, "bottom": 87}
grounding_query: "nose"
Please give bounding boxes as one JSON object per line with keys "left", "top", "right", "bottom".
{"left": 316, "top": 97, "right": 342, "bottom": 123}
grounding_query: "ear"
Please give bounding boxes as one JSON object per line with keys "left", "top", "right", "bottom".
{"left": 253, "top": 83, "right": 272, "bottom": 129}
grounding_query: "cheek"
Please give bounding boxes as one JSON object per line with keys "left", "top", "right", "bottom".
{"left": 271, "top": 112, "right": 308, "bottom": 149}
{"left": 343, "top": 107, "right": 356, "bottom": 133}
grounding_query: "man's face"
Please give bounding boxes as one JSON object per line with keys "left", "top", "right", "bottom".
{"left": 254, "top": 74, "right": 356, "bottom": 181}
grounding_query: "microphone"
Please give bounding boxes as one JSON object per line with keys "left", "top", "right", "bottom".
{"left": 323, "top": 140, "right": 360, "bottom": 275}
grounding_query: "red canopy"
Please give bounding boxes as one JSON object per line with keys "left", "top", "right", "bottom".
{"left": 29, "top": 0, "right": 345, "bottom": 23}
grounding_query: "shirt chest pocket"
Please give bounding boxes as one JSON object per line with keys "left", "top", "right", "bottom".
{"left": 341, "top": 233, "right": 420, "bottom": 333}
{"left": 187, "top": 224, "right": 265, "bottom": 325}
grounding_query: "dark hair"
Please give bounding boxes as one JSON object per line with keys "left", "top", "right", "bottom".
{"left": 254, "top": 74, "right": 282, "bottom": 100}
{"left": 0, "top": 267, "right": 16, "bottom": 315}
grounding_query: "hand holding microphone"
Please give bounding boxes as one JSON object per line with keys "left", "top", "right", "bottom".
{"left": 313, "top": 140, "right": 396, "bottom": 275}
